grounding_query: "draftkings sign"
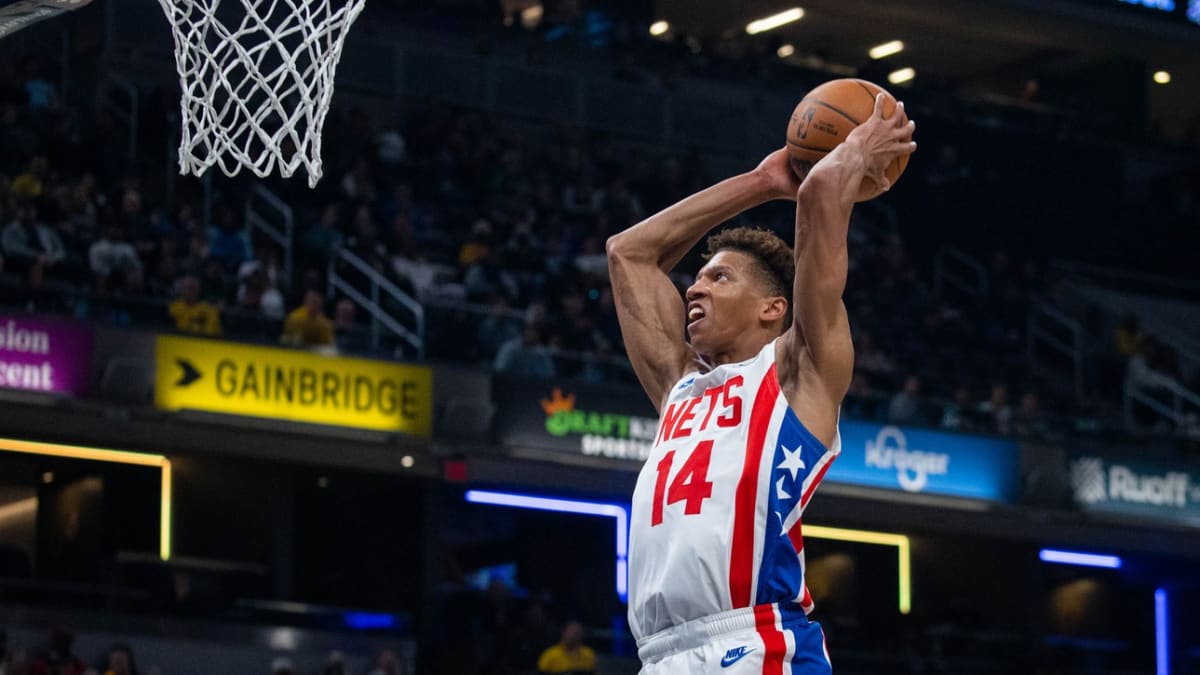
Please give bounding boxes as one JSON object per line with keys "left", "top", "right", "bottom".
{"left": 492, "top": 376, "right": 658, "bottom": 462}
{"left": 155, "top": 335, "right": 432, "bottom": 436}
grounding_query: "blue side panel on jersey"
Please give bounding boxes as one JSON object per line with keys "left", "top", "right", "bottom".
{"left": 753, "top": 409, "right": 828, "bottom": 604}
{"left": 789, "top": 618, "right": 833, "bottom": 673}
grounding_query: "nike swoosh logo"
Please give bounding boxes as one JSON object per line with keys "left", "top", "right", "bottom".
{"left": 720, "top": 648, "right": 754, "bottom": 667}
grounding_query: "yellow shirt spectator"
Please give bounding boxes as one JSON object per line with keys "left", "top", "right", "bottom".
{"left": 168, "top": 276, "right": 221, "bottom": 336}
{"left": 537, "top": 644, "right": 596, "bottom": 674}
{"left": 282, "top": 290, "right": 335, "bottom": 347}
{"left": 537, "top": 622, "right": 597, "bottom": 675}
{"left": 169, "top": 299, "right": 222, "bottom": 336}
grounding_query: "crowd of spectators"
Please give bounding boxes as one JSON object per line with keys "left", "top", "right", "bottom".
{"left": 0, "top": 625, "right": 420, "bottom": 675}
{"left": 1, "top": 16, "right": 1196, "bottom": 444}
{"left": 0, "top": 626, "right": 139, "bottom": 675}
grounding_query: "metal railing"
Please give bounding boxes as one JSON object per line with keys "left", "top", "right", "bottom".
{"left": 934, "top": 246, "right": 989, "bottom": 298}
{"left": 244, "top": 185, "right": 295, "bottom": 291}
{"left": 1053, "top": 266, "right": 1200, "bottom": 382}
{"left": 1028, "top": 300, "right": 1086, "bottom": 403}
{"left": 1124, "top": 370, "right": 1200, "bottom": 434}
{"left": 424, "top": 298, "right": 637, "bottom": 379}
{"left": 328, "top": 248, "right": 424, "bottom": 358}
{"left": 95, "top": 73, "right": 138, "bottom": 162}
{"left": 1051, "top": 259, "right": 1200, "bottom": 301}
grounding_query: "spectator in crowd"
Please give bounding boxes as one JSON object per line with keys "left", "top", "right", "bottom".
{"left": 282, "top": 290, "right": 335, "bottom": 349}
{"left": 30, "top": 626, "right": 85, "bottom": 675}
{"left": 168, "top": 274, "right": 221, "bottom": 336}
{"left": 236, "top": 262, "right": 285, "bottom": 320}
{"left": 118, "top": 188, "right": 154, "bottom": 260}
{"left": 536, "top": 621, "right": 596, "bottom": 675}
{"left": 940, "top": 386, "right": 976, "bottom": 432}
{"left": 458, "top": 219, "right": 493, "bottom": 269}
{"left": 888, "top": 375, "right": 923, "bottom": 424}
{"left": 269, "top": 657, "right": 293, "bottom": 675}
{"left": 366, "top": 649, "right": 400, "bottom": 675}
{"left": 208, "top": 208, "right": 251, "bottom": 270}
{"left": 21, "top": 62, "right": 56, "bottom": 111}
{"left": 494, "top": 323, "right": 555, "bottom": 378}
{"left": 2, "top": 201, "right": 66, "bottom": 288}
{"left": 978, "top": 383, "right": 1014, "bottom": 435}
{"left": 345, "top": 205, "right": 390, "bottom": 273}
{"left": 854, "top": 331, "right": 894, "bottom": 376}
{"left": 1113, "top": 314, "right": 1142, "bottom": 357}
{"left": 101, "top": 644, "right": 136, "bottom": 675}
{"left": 10, "top": 154, "right": 49, "bottom": 199}
{"left": 1014, "top": 392, "right": 1048, "bottom": 438}
{"left": 333, "top": 299, "right": 366, "bottom": 354}
{"left": 4, "top": 647, "right": 27, "bottom": 675}
{"left": 367, "top": 648, "right": 405, "bottom": 672}
{"left": 88, "top": 224, "right": 143, "bottom": 293}
{"left": 301, "top": 204, "right": 343, "bottom": 267}
{"left": 321, "top": 651, "right": 347, "bottom": 675}
{"left": 843, "top": 373, "right": 878, "bottom": 421}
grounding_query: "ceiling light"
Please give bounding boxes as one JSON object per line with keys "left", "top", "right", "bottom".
{"left": 649, "top": 20, "right": 669, "bottom": 36}
{"left": 888, "top": 67, "right": 916, "bottom": 84}
{"left": 1153, "top": 70, "right": 1171, "bottom": 84}
{"left": 869, "top": 40, "right": 904, "bottom": 60}
{"left": 746, "top": 7, "right": 804, "bottom": 35}
{"left": 777, "top": 43, "right": 795, "bottom": 58}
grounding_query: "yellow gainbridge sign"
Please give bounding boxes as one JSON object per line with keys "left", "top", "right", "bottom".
{"left": 155, "top": 335, "right": 432, "bottom": 436}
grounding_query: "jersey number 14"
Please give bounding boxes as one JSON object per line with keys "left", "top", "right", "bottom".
{"left": 650, "top": 440, "right": 715, "bottom": 526}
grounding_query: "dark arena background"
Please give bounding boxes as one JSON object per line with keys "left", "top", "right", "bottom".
{"left": 0, "top": 0, "right": 1198, "bottom": 673}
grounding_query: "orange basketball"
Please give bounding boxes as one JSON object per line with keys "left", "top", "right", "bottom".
{"left": 786, "top": 78, "right": 909, "bottom": 193}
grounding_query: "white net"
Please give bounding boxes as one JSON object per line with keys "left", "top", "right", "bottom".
{"left": 157, "top": 0, "right": 366, "bottom": 188}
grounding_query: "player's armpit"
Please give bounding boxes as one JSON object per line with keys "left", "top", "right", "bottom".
{"left": 607, "top": 239, "right": 691, "bottom": 413}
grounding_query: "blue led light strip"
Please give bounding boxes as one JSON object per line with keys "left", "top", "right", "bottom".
{"left": 1038, "top": 548, "right": 1122, "bottom": 569}
{"left": 465, "top": 490, "right": 630, "bottom": 601}
{"left": 1156, "top": 588, "right": 1169, "bottom": 675}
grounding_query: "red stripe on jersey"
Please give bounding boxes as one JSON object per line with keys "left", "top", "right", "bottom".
{"left": 754, "top": 603, "right": 786, "bottom": 675}
{"left": 729, "top": 365, "right": 780, "bottom": 608}
{"left": 787, "top": 518, "right": 803, "bottom": 552}
{"left": 801, "top": 585, "right": 814, "bottom": 611}
{"left": 799, "top": 450, "right": 837, "bottom": 509}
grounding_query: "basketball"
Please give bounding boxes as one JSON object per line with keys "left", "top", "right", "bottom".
{"left": 786, "top": 78, "right": 909, "bottom": 190}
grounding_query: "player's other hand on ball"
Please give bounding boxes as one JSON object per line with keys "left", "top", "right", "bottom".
{"left": 754, "top": 148, "right": 804, "bottom": 201}
{"left": 846, "top": 94, "right": 916, "bottom": 201}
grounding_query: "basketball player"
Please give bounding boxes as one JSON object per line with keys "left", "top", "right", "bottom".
{"left": 607, "top": 94, "right": 915, "bottom": 673}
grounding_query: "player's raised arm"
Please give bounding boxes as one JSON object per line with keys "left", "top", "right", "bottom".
{"left": 606, "top": 163, "right": 796, "bottom": 412}
{"left": 783, "top": 95, "right": 916, "bottom": 402}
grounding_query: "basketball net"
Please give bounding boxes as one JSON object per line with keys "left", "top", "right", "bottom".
{"left": 157, "top": 0, "right": 365, "bottom": 187}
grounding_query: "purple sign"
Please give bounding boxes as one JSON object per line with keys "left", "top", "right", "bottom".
{"left": 0, "top": 316, "right": 93, "bottom": 396}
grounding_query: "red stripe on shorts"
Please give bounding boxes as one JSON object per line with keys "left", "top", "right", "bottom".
{"left": 755, "top": 603, "right": 787, "bottom": 675}
{"left": 729, "top": 365, "right": 780, "bottom": 608}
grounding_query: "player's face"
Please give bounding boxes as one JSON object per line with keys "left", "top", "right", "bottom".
{"left": 685, "top": 250, "right": 767, "bottom": 355}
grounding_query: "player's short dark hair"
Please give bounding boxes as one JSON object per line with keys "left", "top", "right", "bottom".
{"left": 703, "top": 226, "right": 794, "bottom": 326}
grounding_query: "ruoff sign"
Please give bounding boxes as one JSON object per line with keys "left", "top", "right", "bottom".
{"left": 1070, "top": 455, "right": 1200, "bottom": 522}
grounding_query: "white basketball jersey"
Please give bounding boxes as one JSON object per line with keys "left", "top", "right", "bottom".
{"left": 628, "top": 339, "right": 842, "bottom": 640}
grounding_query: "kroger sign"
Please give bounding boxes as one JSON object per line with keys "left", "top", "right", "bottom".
{"left": 826, "top": 421, "right": 1020, "bottom": 502}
